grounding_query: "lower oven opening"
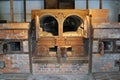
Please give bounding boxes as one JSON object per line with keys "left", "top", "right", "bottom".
{"left": 49, "top": 46, "right": 57, "bottom": 57}
{"left": 49, "top": 46, "right": 72, "bottom": 57}
{"left": 67, "top": 47, "right": 72, "bottom": 57}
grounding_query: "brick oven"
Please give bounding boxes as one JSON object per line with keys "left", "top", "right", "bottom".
{"left": 0, "top": 9, "right": 120, "bottom": 79}
{"left": 29, "top": 9, "right": 91, "bottom": 74}
{"left": 93, "top": 23, "right": 120, "bottom": 71}
{"left": 0, "top": 23, "right": 30, "bottom": 73}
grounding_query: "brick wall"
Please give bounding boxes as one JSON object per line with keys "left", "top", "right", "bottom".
{"left": 0, "top": 23, "right": 29, "bottom": 39}
{"left": 0, "top": 30, "right": 28, "bottom": 39}
{"left": 32, "top": 62, "right": 88, "bottom": 74}
{"left": 0, "top": 23, "right": 30, "bottom": 73}
{"left": 92, "top": 23, "right": 120, "bottom": 72}
{"left": 0, "top": 54, "right": 30, "bottom": 73}
{"left": 92, "top": 54, "right": 120, "bottom": 72}
{"left": 93, "top": 23, "right": 120, "bottom": 53}
{"left": 90, "top": 9, "right": 109, "bottom": 27}
{"left": 94, "top": 23, "right": 120, "bottom": 38}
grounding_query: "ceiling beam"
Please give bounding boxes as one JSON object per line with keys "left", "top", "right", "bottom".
{"left": 86, "top": 0, "right": 88, "bottom": 9}
{"left": 10, "top": 0, "right": 14, "bottom": 22}
{"left": 99, "top": 0, "right": 102, "bottom": 9}
{"left": 24, "top": 0, "right": 26, "bottom": 22}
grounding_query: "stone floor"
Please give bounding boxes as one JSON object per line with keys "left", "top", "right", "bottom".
{"left": 0, "top": 73, "right": 94, "bottom": 80}
{"left": 92, "top": 72, "right": 120, "bottom": 80}
{"left": 28, "top": 74, "right": 93, "bottom": 80}
{"left": 1, "top": 72, "right": 120, "bottom": 80}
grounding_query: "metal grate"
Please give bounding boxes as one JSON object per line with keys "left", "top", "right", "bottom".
{"left": 92, "top": 72, "right": 120, "bottom": 80}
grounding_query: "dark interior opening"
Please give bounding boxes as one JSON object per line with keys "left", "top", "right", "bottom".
{"left": 116, "top": 46, "right": 120, "bottom": 51}
{"left": 0, "top": 20, "right": 7, "bottom": 24}
{"left": 49, "top": 46, "right": 57, "bottom": 52}
{"left": 3, "top": 43, "right": 8, "bottom": 53}
{"left": 9, "top": 42, "right": 21, "bottom": 51}
{"left": 63, "top": 15, "right": 83, "bottom": 32}
{"left": 40, "top": 15, "right": 58, "bottom": 36}
{"left": 102, "top": 41, "right": 112, "bottom": 51}
{"left": 118, "top": 14, "right": 120, "bottom": 22}
{"left": 115, "top": 41, "right": 120, "bottom": 51}
{"left": 67, "top": 47, "right": 72, "bottom": 51}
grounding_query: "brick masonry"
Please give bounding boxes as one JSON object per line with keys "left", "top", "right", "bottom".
{"left": 94, "top": 29, "right": 120, "bottom": 38}
{"left": 90, "top": 9, "right": 109, "bottom": 27}
{"left": 0, "top": 54, "right": 30, "bottom": 73}
{"left": 92, "top": 23, "right": 120, "bottom": 72}
{"left": 92, "top": 54, "right": 120, "bottom": 72}
{"left": 0, "top": 23, "right": 30, "bottom": 73}
{"left": 0, "top": 23, "right": 29, "bottom": 39}
{"left": 0, "top": 10, "right": 120, "bottom": 76}
{"left": 93, "top": 23, "right": 120, "bottom": 53}
{"left": 32, "top": 62, "right": 88, "bottom": 74}
{"left": 0, "top": 30, "right": 28, "bottom": 39}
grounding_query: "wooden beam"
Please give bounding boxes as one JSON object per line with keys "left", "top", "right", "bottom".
{"left": 99, "top": 0, "right": 102, "bottom": 9}
{"left": 86, "top": 0, "right": 88, "bottom": 9}
{"left": 24, "top": 0, "right": 26, "bottom": 22}
{"left": 10, "top": 0, "right": 14, "bottom": 22}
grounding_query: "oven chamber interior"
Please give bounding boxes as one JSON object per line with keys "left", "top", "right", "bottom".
{"left": 39, "top": 15, "right": 84, "bottom": 36}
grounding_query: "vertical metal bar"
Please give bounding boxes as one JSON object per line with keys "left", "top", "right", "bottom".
{"left": 28, "top": 29, "right": 33, "bottom": 74}
{"left": 99, "top": 0, "right": 102, "bottom": 9}
{"left": 86, "top": 0, "right": 89, "bottom": 9}
{"left": 10, "top": 0, "right": 14, "bottom": 22}
{"left": 58, "top": 0, "right": 59, "bottom": 9}
{"left": 44, "top": 0, "right": 46, "bottom": 9}
{"left": 73, "top": 0, "right": 75, "bottom": 9}
{"left": 29, "top": 37, "right": 33, "bottom": 74}
{"left": 88, "top": 15, "right": 93, "bottom": 74}
{"left": 24, "top": 0, "right": 26, "bottom": 22}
